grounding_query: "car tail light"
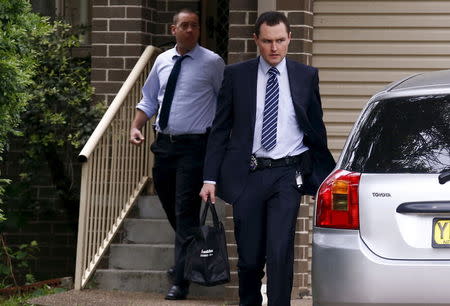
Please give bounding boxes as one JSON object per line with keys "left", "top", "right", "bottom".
{"left": 316, "top": 169, "right": 361, "bottom": 229}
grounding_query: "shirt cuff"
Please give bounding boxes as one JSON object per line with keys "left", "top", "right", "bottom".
{"left": 203, "top": 180, "right": 216, "bottom": 184}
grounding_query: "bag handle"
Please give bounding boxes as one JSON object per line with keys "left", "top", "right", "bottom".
{"left": 200, "top": 199, "right": 220, "bottom": 227}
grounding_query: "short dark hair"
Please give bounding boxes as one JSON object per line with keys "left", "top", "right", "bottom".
{"left": 254, "top": 11, "right": 290, "bottom": 37}
{"left": 173, "top": 8, "right": 198, "bottom": 24}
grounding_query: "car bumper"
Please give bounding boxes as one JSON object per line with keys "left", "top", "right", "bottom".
{"left": 312, "top": 227, "right": 450, "bottom": 306}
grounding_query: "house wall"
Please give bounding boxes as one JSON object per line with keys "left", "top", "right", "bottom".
{"left": 312, "top": 0, "right": 450, "bottom": 158}
{"left": 90, "top": 0, "right": 201, "bottom": 104}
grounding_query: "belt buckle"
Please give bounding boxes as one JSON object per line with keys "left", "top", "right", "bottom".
{"left": 169, "top": 134, "right": 175, "bottom": 143}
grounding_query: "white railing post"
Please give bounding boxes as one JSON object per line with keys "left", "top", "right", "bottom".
{"left": 74, "top": 162, "right": 89, "bottom": 290}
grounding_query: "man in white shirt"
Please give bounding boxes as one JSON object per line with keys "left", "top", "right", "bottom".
{"left": 130, "top": 8, "right": 224, "bottom": 300}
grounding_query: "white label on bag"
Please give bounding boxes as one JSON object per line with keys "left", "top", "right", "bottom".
{"left": 200, "top": 249, "right": 214, "bottom": 257}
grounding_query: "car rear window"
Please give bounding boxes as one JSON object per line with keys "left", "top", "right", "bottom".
{"left": 341, "top": 94, "right": 450, "bottom": 173}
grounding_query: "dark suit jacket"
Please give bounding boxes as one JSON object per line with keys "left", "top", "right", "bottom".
{"left": 204, "top": 57, "right": 336, "bottom": 204}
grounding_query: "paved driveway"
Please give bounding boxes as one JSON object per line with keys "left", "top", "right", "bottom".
{"left": 29, "top": 289, "right": 313, "bottom": 305}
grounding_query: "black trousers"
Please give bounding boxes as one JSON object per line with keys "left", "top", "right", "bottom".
{"left": 233, "top": 165, "right": 302, "bottom": 306}
{"left": 150, "top": 133, "right": 207, "bottom": 286}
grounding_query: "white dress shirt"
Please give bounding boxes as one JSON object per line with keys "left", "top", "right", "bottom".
{"left": 252, "top": 57, "right": 308, "bottom": 158}
{"left": 137, "top": 44, "right": 225, "bottom": 135}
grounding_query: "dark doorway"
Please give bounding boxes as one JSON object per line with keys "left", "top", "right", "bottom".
{"left": 201, "top": 0, "right": 230, "bottom": 63}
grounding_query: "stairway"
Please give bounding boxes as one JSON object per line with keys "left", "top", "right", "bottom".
{"left": 92, "top": 195, "right": 229, "bottom": 297}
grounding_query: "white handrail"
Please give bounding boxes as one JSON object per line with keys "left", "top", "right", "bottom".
{"left": 79, "top": 45, "right": 160, "bottom": 162}
{"left": 74, "top": 45, "right": 161, "bottom": 290}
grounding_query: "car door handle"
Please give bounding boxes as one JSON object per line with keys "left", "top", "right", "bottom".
{"left": 439, "top": 171, "right": 450, "bottom": 185}
{"left": 397, "top": 202, "right": 450, "bottom": 213}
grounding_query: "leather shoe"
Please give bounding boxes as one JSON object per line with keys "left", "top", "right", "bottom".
{"left": 166, "top": 266, "right": 175, "bottom": 280}
{"left": 165, "top": 285, "right": 189, "bottom": 300}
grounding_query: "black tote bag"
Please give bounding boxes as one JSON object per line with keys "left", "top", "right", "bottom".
{"left": 184, "top": 200, "right": 230, "bottom": 286}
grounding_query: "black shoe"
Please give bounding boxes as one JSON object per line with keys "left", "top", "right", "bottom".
{"left": 167, "top": 266, "right": 175, "bottom": 280}
{"left": 165, "top": 285, "right": 189, "bottom": 300}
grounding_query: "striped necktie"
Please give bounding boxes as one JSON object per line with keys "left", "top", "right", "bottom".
{"left": 261, "top": 66, "right": 279, "bottom": 151}
{"left": 158, "top": 54, "right": 188, "bottom": 130}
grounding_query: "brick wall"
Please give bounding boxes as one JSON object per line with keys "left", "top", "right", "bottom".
{"left": 279, "top": 0, "right": 314, "bottom": 65}
{"left": 91, "top": 0, "right": 153, "bottom": 103}
{"left": 91, "top": 0, "right": 201, "bottom": 104}
{"left": 228, "top": 0, "right": 258, "bottom": 64}
{"left": 1, "top": 139, "right": 80, "bottom": 281}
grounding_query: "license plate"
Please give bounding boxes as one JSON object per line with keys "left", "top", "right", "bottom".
{"left": 432, "top": 218, "right": 450, "bottom": 248}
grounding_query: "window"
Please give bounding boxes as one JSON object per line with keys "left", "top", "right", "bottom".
{"left": 31, "top": 0, "right": 90, "bottom": 44}
{"left": 342, "top": 95, "right": 450, "bottom": 174}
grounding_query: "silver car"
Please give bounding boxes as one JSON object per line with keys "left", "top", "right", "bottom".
{"left": 312, "top": 70, "right": 450, "bottom": 306}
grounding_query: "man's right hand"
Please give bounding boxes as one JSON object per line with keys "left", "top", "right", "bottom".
{"left": 199, "top": 183, "right": 216, "bottom": 204}
{"left": 130, "top": 128, "right": 145, "bottom": 145}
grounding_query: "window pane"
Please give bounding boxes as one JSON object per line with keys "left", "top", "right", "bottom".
{"left": 31, "top": 0, "right": 56, "bottom": 18}
{"left": 342, "top": 95, "right": 450, "bottom": 173}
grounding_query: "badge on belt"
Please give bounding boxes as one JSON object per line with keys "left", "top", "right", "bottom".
{"left": 250, "top": 154, "right": 258, "bottom": 171}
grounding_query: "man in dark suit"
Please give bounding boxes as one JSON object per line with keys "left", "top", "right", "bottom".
{"left": 199, "top": 11, "right": 335, "bottom": 306}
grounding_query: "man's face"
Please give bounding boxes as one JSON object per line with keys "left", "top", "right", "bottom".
{"left": 171, "top": 12, "right": 200, "bottom": 53}
{"left": 254, "top": 22, "right": 291, "bottom": 66}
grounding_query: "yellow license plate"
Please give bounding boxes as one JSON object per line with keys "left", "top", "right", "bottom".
{"left": 432, "top": 218, "right": 450, "bottom": 248}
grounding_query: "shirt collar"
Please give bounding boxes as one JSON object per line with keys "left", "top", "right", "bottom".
{"left": 259, "top": 56, "right": 286, "bottom": 75}
{"left": 172, "top": 43, "right": 199, "bottom": 60}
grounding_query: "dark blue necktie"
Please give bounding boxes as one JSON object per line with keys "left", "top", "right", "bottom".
{"left": 159, "top": 55, "right": 188, "bottom": 130}
{"left": 261, "top": 67, "right": 279, "bottom": 151}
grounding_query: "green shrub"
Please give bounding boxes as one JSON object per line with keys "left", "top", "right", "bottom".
{"left": 0, "top": 0, "right": 51, "bottom": 222}
{"left": 0, "top": 0, "right": 102, "bottom": 286}
{"left": 0, "top": 0, "right": 50, "bottom": 153}
{"left": 0, "top": 238, "right": 38, "bottom": 288}
{"left": 24, "top": 20, "right": 101, "bottom": 153}
{"left": 15, "top": 20, "right": 103, "bottom": 223}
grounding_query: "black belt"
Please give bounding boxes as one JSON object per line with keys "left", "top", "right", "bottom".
{"left": 250, "top": 153, "right": 303, "bottom": 171}
{"left": 157, "top": 132, "right": 208, "bottom": 143}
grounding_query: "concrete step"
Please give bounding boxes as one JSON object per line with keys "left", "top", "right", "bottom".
{"left": 96, "top": 195, "right": 232, "bottom": 298}
{"left": 134, "top": 196, "right": 168, "bottom": 219}
{"left": 123, "top": 219, "right": 175, "bottom": 244}
{"left": 93, "top": 269, "right": 228, "bottom": 298}
{"left": 109, "top": 244, "right": 174, "bottom": 270}
{"left": 136, "top": 195, "right": 228, "bottom": 221}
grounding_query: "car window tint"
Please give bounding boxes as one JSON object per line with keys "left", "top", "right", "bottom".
{"left": 341, "top": 95, "right": 450, "bottom": 173}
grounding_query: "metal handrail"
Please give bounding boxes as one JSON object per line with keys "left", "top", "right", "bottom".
{"left": 74, "top": 45, "right": 161, "bottom": 290}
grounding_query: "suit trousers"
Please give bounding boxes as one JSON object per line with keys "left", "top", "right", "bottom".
{"left": 233, "top": 165, "right": 302, "bottom": 306}
{"left": 150, "top": 134, "right": 207, "bottom": 286}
